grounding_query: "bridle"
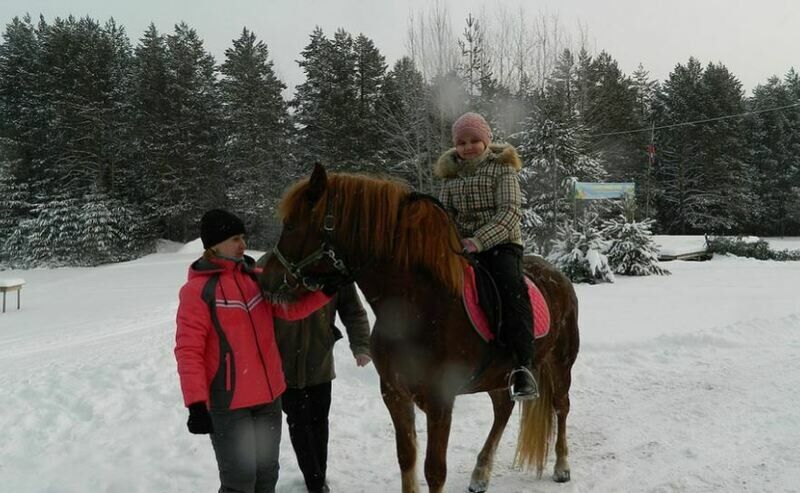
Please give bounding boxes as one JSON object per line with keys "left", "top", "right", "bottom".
{"left": 271, "top": 211, "right": 355, "bottom": 292}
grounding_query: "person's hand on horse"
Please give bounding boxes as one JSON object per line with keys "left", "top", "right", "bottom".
{"left": 462, "top": 238, "right": 479, "bottom": 254}
{"left": 355, "top": 353, "right": 372, "bottom": 367}
{"left": 187, "top": 402, "right": 213, "bottom": 434}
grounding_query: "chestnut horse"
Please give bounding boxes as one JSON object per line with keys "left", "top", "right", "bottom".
{"left": 262, "top": 164, "right": 580, "bottom": 493}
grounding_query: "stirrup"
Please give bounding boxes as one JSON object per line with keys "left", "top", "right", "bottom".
{"left": 508, "top": 367, "right": 539, "bottom": 402}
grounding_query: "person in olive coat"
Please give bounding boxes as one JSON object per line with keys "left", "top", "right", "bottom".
{"left": 257, "top": 255, "right": 371, "bottom": 493}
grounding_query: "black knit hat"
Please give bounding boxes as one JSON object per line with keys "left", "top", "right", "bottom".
{"left": 200, "top": 209, "right": 246, "bottom": 249}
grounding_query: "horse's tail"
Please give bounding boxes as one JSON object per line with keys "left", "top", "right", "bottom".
{"left": 513, "top": 359, "right": 555, "bottom": 477}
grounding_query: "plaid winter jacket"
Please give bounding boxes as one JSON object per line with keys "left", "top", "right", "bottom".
{"left": 435, "top": 143, "right": 524, "bottom": 251}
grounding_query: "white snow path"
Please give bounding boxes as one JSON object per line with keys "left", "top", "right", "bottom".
{"left": 0, "top": 252, "right": 798, "bottom": 492}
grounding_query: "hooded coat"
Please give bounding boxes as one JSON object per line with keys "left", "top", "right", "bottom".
{"left": 434, "top": 143, "right": 524, "bottom": 252}
{"left": 174, "top": 255, "right": 330, "bottom": 410}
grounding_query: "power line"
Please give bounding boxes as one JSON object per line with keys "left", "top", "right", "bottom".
{"left": 589, "top": 101, "right": 800, "bottom": 138}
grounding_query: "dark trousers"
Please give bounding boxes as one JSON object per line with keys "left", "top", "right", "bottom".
{"left": 209, "top": 399, "right": 282, "bottom": 493}
{"left": 476, "top": 243, "right": 534, "bottom": 366}
{"left": 281, "top": 382, "right": 333, "bottom": 491}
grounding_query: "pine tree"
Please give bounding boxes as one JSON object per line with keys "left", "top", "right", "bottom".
{"left": 517, "top": 113, "right": 606, "bottom": 253}
{"left": 352, "top": 33, "right": 388, "bottom": 167}
{"left": 159, "top": 22, "right": 223, "bottom": 241}
{"left": 293, "top": 27, "right": 364, "bottom": 168}
{"left": 541, "top": 49, "right": 578, "bottom": 122}
{"left": 0, "top": 15, "right": 45, "bottom": 190}
{"left": 602, "top": 213, "right": 669, "bottom": 276}
{"left": 130, "top": 23, "right": 171, "bottom": 213}
{"left": 34, "top": 16, "right": 134, "bottom": 197}
{"left": 219, "top": 27, "right": 291, "bottom": 247}
{"left": 380, "top": 57, "right": 437, "bottom": 191}
{"left": 748, "top": 72, "right": 800, "bottom": 235}
{"left": 547, "top": 214, "right": 614, "bottom": 284}
{"left": 292, "top": 27, "right": 331, "bottom": 162}
{"left": 0, "top": 15, "right": 42, "bottom": 255}
{"left": 631, "top": 64, "right": 659, "bottom": 124}
{"left": 695, "top": 62, "right": 755, "bottom": 232}
{"left": 584, "top": 52, "right": 641, "bottom": 182}
{"left": 784, "top": 69, "right": 800, "bottom": 232}
{"left": 653, "top": 58, "right": 707, "bottom": 234}
{"left": 325, "top": 29, "right": 359, "bottom": 166}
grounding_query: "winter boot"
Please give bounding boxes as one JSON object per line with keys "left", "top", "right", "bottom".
{"left": 510, "top": 365, "right": 539, "bottom": 401}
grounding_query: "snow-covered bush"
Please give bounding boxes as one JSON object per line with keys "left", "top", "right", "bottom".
{"left": 602, "top": 214, "right": 670, "bottom": 275}
{"left": 706, "top": 236, "right": 800, "bottom": 261}
{"left": 547, "top": 215, "right": 615, "bottom": 283}
{"left": 2, "top": 194, "right": 152, "bottom": 268}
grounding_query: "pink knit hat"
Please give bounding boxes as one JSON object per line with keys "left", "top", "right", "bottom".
{"left": 452, "top": 112, "right": 493, "bottom": 147}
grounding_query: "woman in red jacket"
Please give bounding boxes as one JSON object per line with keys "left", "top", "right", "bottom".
{"left": 175, "top": 209, "right": 330, "bottom": 493}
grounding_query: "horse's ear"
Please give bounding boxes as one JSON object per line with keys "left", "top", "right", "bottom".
{"left": 307, "top": 162, "right": 327, "bottom": 203}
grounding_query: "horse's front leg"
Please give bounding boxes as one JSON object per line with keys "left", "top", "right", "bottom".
{"left": 552, "top": 366, "right": 572, "bottom": 482}
{"left": 469, "top": 389, "right": 515, "bottom": 492}
{"left": 381, "top": 379, "right": 420, "bottom": 493}
{"left": 423, "top": 396, "right": 455, "bottom": 493}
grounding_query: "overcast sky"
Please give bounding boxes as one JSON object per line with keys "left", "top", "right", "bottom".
{"left": 3, "top": 0, "right": 799, "bottom": 96}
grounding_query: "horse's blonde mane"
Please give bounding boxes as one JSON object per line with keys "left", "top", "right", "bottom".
{"left": 278, "top": 173, "right": 467, "bottom": 294}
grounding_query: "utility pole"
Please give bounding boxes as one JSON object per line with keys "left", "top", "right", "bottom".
{"left": 645, "top": 120, "right": 656, "bottom": 219}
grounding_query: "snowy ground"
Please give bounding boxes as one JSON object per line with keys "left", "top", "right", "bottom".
{"left": 1, "top": 240, "right": 799, "bottom": 492}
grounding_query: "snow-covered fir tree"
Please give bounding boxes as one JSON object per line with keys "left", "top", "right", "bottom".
{"left": 547, "top": 214, "right": 614, "bottom": 284}
{"left": 602, "top": 213, "right": 669, "bottom": 276}
{"left": 516, "top": 114, "right": 606, "bottom": 254}
{"left": 747, "top": 70, "right": 800, "bottom": 236}
{"left": 352, "top": 33, "right": 388, "bottom": 168}
{"left": 654, "top": 58, "right": 757, "bottom": 234}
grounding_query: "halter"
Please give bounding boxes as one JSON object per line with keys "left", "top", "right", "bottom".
{"left": 271, "top": 212, "right": 354, "bottom": 292}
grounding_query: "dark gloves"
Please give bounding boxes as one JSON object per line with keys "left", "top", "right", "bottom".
{"left": 187, "top": 402, "right": 213, "bottom": 434}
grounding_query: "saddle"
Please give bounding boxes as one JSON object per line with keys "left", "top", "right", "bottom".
{"left": 462, "top": 263, "right": 550, "bottom": 342}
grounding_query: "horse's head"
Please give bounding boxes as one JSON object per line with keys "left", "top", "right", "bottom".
{"left": 261, "top": 163, "right": 352, "bottom": 301}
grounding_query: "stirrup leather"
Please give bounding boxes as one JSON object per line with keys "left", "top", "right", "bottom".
{"left": 508, "top": 366, "right": 539, "bottom": 401}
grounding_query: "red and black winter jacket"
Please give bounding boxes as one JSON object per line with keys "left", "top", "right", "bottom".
{"left": 175, "top": 255, "right": 330, "bottom": 410}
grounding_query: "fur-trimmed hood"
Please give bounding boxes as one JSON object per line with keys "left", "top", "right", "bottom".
{"left": 434, "top": 143, "right": 522, "bottom": 179}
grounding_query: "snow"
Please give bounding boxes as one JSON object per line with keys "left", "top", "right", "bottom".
{"left": 764, "top": 237, "right": 800, "bottom": 251}
{"left": 653, "top": 235, "right": 800, "bottom": 258}
{"left": 177, "top": 237, "right": 205, "bottom": 254}
{"left": 0, "top": 278, "right": 25, "bottom": 287}
{"left": 652, "top": 235, "right": 708, "bottom": 257}
{"left": 1, "top": 245, "right": 799, "bottom": 492}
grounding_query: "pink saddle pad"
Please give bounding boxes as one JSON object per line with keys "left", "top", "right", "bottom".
{"left": 462, "top": 264, "right": 550, "bottom": 342}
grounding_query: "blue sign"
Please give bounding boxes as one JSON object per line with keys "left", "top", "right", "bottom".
{"left": 574, "top": 182, "right": 635, "bottom": 200}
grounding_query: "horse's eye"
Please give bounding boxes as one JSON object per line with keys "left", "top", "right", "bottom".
{"left": 284, "top": 223, "right": 295, "bottom": 232}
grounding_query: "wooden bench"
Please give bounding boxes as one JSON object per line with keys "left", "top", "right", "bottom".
{"left": 0, "top": 278, "right": 25, "bottom": 313}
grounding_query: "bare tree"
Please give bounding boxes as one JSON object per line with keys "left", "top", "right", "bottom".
{"left": 405, "top": 0, "right": 458, "bottom": 80}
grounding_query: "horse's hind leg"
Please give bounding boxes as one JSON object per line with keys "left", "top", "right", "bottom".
{"left": 551, "top": 368, "right": 571, "bottom": 482}
{"left": 551, "top": 312, "right": 579, "bottom": 482}
{"left": 382, "top": 380, "right": 419, "bottom": 493}
{"left": 468, "top": 389, "right": 514, "bottom": 492}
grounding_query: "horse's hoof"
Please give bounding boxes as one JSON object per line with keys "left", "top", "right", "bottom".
{"left": 468, "top": 479, "right": 488, "bottom": 492}
{"left": 553, "top": 469, "right": 571, "bottom": 483}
